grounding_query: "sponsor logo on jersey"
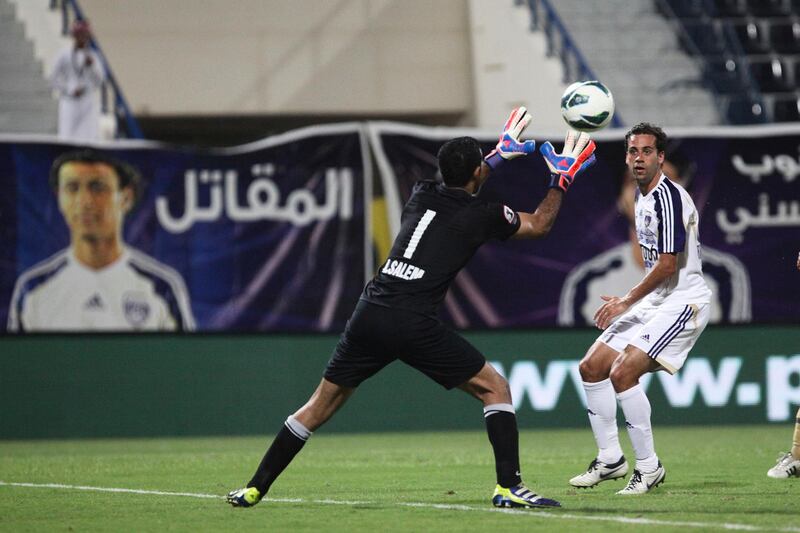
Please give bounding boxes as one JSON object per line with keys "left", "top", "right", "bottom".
{"left": 123, "top": 292, "right": 150, "bottom": 327}
{"left": 84, "top": 294, "right": 104, "bottom": 310}
{"left": 381, "top": 259, "right": 425, "bottom": 280}
{"left": 503, "top": 205, "right": 515, "bottom": 224}
{"left": 640, "top": 334, "right": 650, "bottom": 342}
{"left": 640, "top": 244, "right": 659, "bottom": 268}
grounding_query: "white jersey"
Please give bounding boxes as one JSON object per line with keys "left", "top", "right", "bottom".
{"left": 634, "top": 173, "right": 711, "bottom": 306}
{"left": 7, "top": 247, "right": 195, "bottom": 332}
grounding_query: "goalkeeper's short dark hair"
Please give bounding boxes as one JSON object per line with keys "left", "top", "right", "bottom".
{"left": 624, "top": 122, "right": 667, "bottom": 154}
{"left": 437, "top": 137, "right": 482, "bottom": 187}
{"left": 49, "top": 149, "right": 142, "bottom": 204}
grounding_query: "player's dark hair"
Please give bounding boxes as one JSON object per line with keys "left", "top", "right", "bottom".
{"left": 624, "top": 122, "right": 667, "bottom": 154}
{"left": 437, "top": 137, "right": 482, "bottom": 187}
{"left": 49, "top": 149, "right": 142, "bottom": 204}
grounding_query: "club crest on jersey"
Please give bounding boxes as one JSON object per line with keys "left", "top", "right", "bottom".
{"left": 122, "top": 292, "right": 150, "bottom": 327}
{"left": 503, "top": 205, "right": 515, "bottom": 224}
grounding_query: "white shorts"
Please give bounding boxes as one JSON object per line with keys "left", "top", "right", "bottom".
{"left": 598, "top": 302, "right": 710, "bottom": 374}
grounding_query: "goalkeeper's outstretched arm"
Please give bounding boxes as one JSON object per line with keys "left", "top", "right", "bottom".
{"left": 512, "top": 189, "right": 564, "bottom": 240}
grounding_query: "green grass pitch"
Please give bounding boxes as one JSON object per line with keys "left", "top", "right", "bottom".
{"left": 0, "top": 425, "right": 796, "bottom": 532}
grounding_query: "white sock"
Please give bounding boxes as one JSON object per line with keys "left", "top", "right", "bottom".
{"left": 483, "top": 403, "right": 515, "bottom": 417}
{"left": 285, "top": 415, "right": 313, "bottom": 441}
{"left": 617, "top": 384, "right": 659, "bottom": 472}
{"left": 583, "top": 379, "right": 623, "bottom": 464}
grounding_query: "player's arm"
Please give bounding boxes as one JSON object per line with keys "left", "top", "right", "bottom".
{"left": 593, "top": 253, "right": 677, "bottom": 329}
{"left": 512, "top": 189, "right": 563, "bottom": 239}
{"left": 512, "top": 130, "right": 597, "bottom": 240}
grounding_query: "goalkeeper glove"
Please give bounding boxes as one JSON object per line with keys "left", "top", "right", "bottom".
{"left": 484, "top": 106, "right": 537, "bottom": 170}
{"left": 539, "top": 130, "right": 597, "bottom": 192}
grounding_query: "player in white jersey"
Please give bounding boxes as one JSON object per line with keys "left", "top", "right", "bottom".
{"left": 7, "top": 150, "right": 194, "bottom": 332}
{"left": 568, "top": 123, "right": 710, "bottom": 494}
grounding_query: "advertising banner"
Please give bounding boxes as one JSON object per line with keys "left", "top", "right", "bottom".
{"left": 370, "top": 123, "right": 800, "bottom": 328}
{"left": 2, "top": 122, "right": 798, "bottom": 333}
{"left": 1, "top": 326, "right": 796, "bottom": 438}
{"left": 0, "top": 125, "right": 370, "bottom": 332}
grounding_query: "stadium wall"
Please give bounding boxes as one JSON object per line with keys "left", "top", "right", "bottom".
{"left": 78, "top": 0, "right": 475, "bottom": 117}
{"left": 2, "top": 325, "right": 797, "bottom": 439}
{"left": 70, "top": 0, "right": 568, "bottom": 130}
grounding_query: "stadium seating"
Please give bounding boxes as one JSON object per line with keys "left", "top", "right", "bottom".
{"left": 746, "top": 0, "right": 791, "bottom": 17}
{"left": 732, "top": 20, "right": 771, "bottom": 55}
{"left": 748, "top": 57, "right": 795, "bottom": 92}
{"left": 769, "top": 21, "right": 800, "bottom": 53}
{"left": 661, "top": 0, "right": 800, "bottom": 123}
{"left": 679, "top": 21, "right": 728, "bottom": 56}
{"left": 773, "top": 94, "right": 800, "bottom": 121}
{"left": 703, "top": 57, "right": 746, "bottom": 93}
{"left": 726, "top": 96, "right": 769, "bottom": 123}
{"left": 712, "top": 0, "right": 748, "bottom": 17}
{"left": 666, "top": 0, "right": 707, "bottom": 17}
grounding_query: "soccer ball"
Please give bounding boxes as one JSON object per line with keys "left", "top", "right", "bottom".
{"left": 560, "top": 81, "right": 615, "bottom": 132}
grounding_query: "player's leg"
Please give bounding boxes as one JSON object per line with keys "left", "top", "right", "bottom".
{"left": 607, "top": 345, "right": 665, "bottom": 494}
{"left": 767, "top": 406, "right": 800, "bottom": 478}
{"left": 228, "top": 301, "right": 392, "bottom": 507}
{"left": 612, "top": 303, "right": 709, "bottom": 495}
{"left": 459, "top": 363, "right": 520, "bottom": 488}
{"left": 459, "top": 363, "right": 560, "bottom": 508}
{"left": 570, "top": 341, "right": 628, "bottom": 488}
{"left": 569, "top": 310, "right": 646, "bottom": 488}
{"left": 249, "top": 379, "right": 355, "bottom": 489}
{"left": 399, "top": 316, "right": 558, "bottom": 509}
{"left": 227, "top": 378, "right": 356, "bottom": 507}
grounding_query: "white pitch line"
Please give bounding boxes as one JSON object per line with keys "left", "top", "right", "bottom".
{"left": 0, "top": 481, "right": 222, "bottom": 500}
{"left": 0, "top": 481, "right": 796, "bottom": 533}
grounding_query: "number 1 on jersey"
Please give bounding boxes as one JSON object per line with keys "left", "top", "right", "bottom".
{"left": 403, "top": 209, "right": 436, "bottom": 259}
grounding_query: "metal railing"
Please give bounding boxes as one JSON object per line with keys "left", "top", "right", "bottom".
{"left": 51, "top": 0, "right": 144, "bottom": 138}
{"left": 516, "top": 0, "right": 623, "bottom": 127}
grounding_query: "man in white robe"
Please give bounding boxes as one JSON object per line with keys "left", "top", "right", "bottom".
{"left": 50, "top": 20, "right": 105, "bottom": 142}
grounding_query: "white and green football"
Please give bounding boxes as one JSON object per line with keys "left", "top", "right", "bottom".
{"left": 560, "top": 80, "right": 615, "bottom": 132}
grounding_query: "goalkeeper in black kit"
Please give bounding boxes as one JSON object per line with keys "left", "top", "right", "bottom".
{"left": 227, "top": 108, "right": 597, "bottom": 509}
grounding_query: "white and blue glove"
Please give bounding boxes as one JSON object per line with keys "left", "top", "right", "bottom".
{"left": 539, "top": 130, "right": 597, "bottom": 192}
{"left": 484, "top": 107, "right": 537, "bottom": 170}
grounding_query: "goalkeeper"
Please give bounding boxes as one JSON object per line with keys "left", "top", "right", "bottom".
{"left": 227, "top": 108, "right": 596, "bottom": 510}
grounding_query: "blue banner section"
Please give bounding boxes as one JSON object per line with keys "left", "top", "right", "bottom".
{"left": 2, "top": 123, "right": 798, "bottom": 333}
{"left": 371, "top": 124, "right": 800, "bottom": 328}
{"left": 1, "top": 125, "right": 368, "bottom": 332}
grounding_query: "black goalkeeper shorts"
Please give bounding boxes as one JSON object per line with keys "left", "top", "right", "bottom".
{"left": 324, "top": 300, "right": 486, "bottom": 390}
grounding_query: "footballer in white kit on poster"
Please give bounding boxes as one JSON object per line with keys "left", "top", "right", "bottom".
{"left": 7, "top": 150, "right": 194, "bottom": 332}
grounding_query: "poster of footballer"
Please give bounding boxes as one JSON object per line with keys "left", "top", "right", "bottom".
{"left": 0, "top": 125, "right": 369, "bottom": 333}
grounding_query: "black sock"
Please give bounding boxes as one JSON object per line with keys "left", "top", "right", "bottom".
{"left": 485, "top": 411, "right": 522, "bottom": 487}
{"left": 247, "top": 424, "right": 308, "bottom": 494}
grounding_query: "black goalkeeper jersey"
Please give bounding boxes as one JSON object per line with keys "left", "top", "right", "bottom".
{"left": 361, "top": 180, "right": 521, "bottom": 317}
